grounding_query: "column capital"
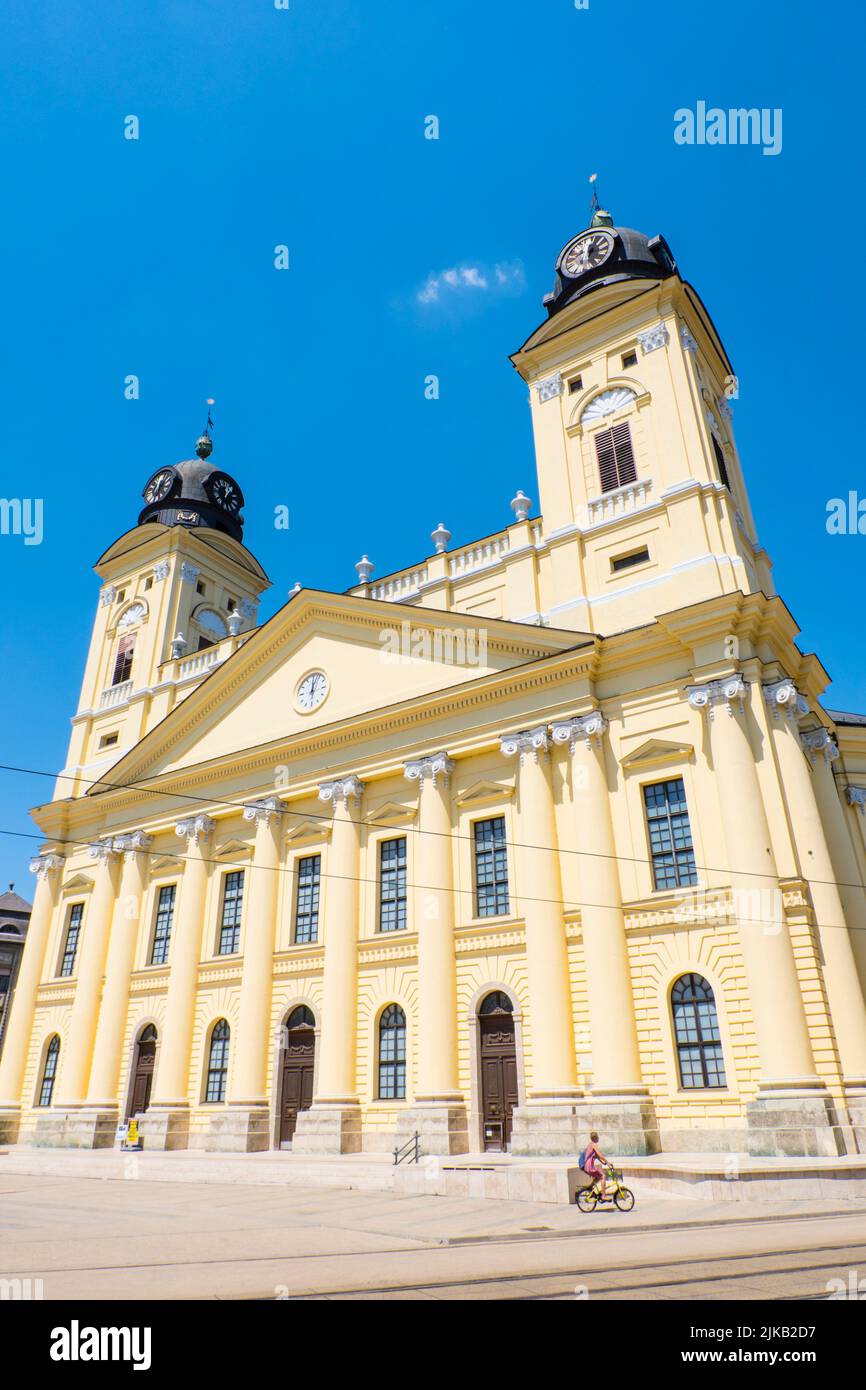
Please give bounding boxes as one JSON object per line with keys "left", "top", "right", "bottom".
{"left": 686, "top": 675, "right": 748, "bottom": 720}
{"left": 763, "top": 677, "right": 809, "bottom": 723}
{"left": 87, "top": 839, "right": 121, "bottom": 865}
{"left": 404, "top": 752, "right": 455, "bottom": 787}
{"left": 846, "top": 786, "right": 866, "bottom": 813}
{"left": 500, "top": 726, "right": 549, "bottom": 764}
{"left": 318, "top": 775, "right": 365, "bottom": 808}
{"left": 800, "top": 728, "right": 840, "bottom": 765}
{"left": 242, "top": 796, "right": 282, "bottom": 826}
{"left": 175, "top": 814, "right": 216, "bottom": 843}
{"left": 28, "top": 852, "right": 64, "bottom": 879}
{"left": 113, "top": 831, "right": 153, "bottom": 861}
{"left": 550, "top": 712, "right": 609, "bottom": 752}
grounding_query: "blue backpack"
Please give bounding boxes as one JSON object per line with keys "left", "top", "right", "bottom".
{"left": 578, "top": 1148, "right": 587, "bottom": 1170}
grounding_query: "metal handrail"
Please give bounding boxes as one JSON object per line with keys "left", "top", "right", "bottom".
{"left": 393, "top": 1131, "right": 421, "bottom": 1165}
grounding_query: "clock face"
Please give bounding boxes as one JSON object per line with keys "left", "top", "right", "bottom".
{"left": 143, "top": 468, "right": 176, "bottom": 504}
{"left": 207, "top": 473, "right": 242, "bottom": 514}
{"left": 561, "top": 230, "right": 615, "bottom": 278}
{"left": 295, "top": 670, "right": 329, "bottom": 712}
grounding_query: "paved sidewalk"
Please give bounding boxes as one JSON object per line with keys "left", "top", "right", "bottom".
{"left": 2, "top": 1165, "right": 866, "bottom": 1300}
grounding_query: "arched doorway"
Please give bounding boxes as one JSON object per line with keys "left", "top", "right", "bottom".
{"left": 278, "top": 1006, "right": 316, "bottom": 1146}
{"left": 478, "top": 991, "right": 517, "bottom": 1152}
{"left": 128, "top": 1025, "right": 157, "bottom": 1118}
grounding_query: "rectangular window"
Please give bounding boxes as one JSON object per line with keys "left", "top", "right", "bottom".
{"left": 474, "top": 817, "right": 510, "bottom": 918}
{"left": 379, "top": 838, "right": 407, "bottom": 933}
{"left": 294, "top": 855, "right": 321, "bottom": 944}
{"left": 643, "top": 779, "right": 699, "bottom": 890}
{"left": 150, "top": 884, "right": 176, "bottom": 965}
{"left": 568, "top": 375, "right": 583, "bottom": 393}
{"left": 594, "top": 420, "right": 637, "bottom": 493}
{"left": 622, "top": 350, "right": 638, "bottom": 368}
{"left": 60, "top": 903, "right": 83, "bottom": 977}
{"left": 112, "top": 634, "right": 135, "bottom": 686}
{"left": 218, "top": 871, "right": 244, "bottom": 954}
{"left": 611, "top": 546, "right": 650, "bottom": 573}
{"left": 711, "top": 434, "right": 731, "bottom": 491}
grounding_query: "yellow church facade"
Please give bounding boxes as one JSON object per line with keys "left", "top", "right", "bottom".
{"left": 2, "top": 209, "right": 866, "bottom": 1159}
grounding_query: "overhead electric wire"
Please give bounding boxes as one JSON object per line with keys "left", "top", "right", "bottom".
{"left": 2, "top": 757, "right": 866, "bottom": 898}
{"left": 0, "top": 822, "right": 812, "bottom": 930}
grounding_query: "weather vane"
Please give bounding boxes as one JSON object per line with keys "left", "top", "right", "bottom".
{"left": 589, "top": 172, "right": 601, "bottom": 218}
{"left": 196, "top": 398, "right": 216, "bottom": 460}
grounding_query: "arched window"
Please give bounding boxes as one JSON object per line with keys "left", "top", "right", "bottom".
{"left": 205, "top": 1020, "right": 230, "bottom": 1103}
{"left": 37, "top": 1035, "right": 60, "bottom": 1107}
{"left": 378, "top": 1005, "right": 406, "bottom": 1100}
{"left": 139, "top": 1023, "right": 158, "bottom": 1044}
{"left": 286, "top": 1005, "right": 315, "bottom": 1030}
{"left": 479, "top": 990, "right": 513, "bottom": 1015}
{"left": 671, "top": 974, "right": 726, "bottom": 1089}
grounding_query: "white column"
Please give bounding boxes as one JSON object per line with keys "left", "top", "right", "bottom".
{"left": 86, "top": 833, "right": 152, "bottom": 1107}
{"left": 404, "top": 753, "right": 460, "bottom": 1104}
{"left": 0, "top": 853, "right": 64, "bottom": 1125}
{"left": 293, "top": 776, "right": 366, "bottom": 1154}
{"left": 149, "top": 815, "right": 214, "bottom": 1108}
{"left": 229, "top": 797, "right": 283, "bottom": 1115}
{"left": 54, "top": 840, "right": 122, "bottom": 1107}
{"left": 550, "top": 714, "right": 645, "bottom": 1095}
{"left": 501, "top": 727, "right": 578, "bottom": 1099}
{"left": 312, "top": 777, "right": 364, "bottom": 1105}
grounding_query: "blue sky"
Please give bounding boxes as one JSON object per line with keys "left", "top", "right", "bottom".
{"left": 0, "top": 0, "right": 863, "bottom": 893}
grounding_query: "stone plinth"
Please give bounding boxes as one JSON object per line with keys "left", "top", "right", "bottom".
{"left": 28, "top": 1107, "right": 118, "bottom": 1149}
{"left": 395, "top": 1104, "right": 469, "bottom": 1157}
{"left": 135, "top": 1107, "right": 191, "bottom": 1151}
{"left": 511, "top": 1097, "right": 660, "bottom": 1157}
{"left": 191, "top": 1105, "right": 270, "bottom": 1153}
{"left": 292, "top": 1104, "right": 362, "bottom": 1154}
{"left": 745, "top": 1090, "right": 845, "bottom": 1158}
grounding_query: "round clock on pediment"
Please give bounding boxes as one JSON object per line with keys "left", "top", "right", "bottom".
{"left": 560, "top": 229, "right": 615, "bottom": 278}
{"left": 295, "top": 670, "right": 329, "bottom": 713}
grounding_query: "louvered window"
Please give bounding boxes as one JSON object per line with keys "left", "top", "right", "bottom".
{"left": 594, "top": 421, "right": 637, "bottom": 494}
{"left": 711, "top": 434, "right": 731, "bottom": 491}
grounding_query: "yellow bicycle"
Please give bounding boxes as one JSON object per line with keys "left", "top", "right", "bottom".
{"left": 576, "top": 1163, "right": 635, "bottom": 1212}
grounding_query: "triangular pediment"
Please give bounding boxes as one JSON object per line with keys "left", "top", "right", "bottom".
{"left": 60, "top": 872, "right": 95, "bottom": 894}
{"left": 212, "top": 838, "right": 253, "bottom": 860}
{"left": 285, "top": 817, "right": 332, "bottom": 845}
{"left": 365, "top": 801, "right": 418, "bottom": 828}
{"left": 96, "top": 591, "right": 592, "bottom": 789}
{"left": 149, "top": 854, "right": 185, "bottom": 873}
{"left": 620, "top": 737, "right": 694, "bottom": 771}
{"left": 456, "top": 778, "right": 515, "bottom": 807}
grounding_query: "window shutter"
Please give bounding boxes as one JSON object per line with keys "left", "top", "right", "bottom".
{"left": 594, "top": 421, "right": 637, "bottom": 493}
{"left": 712, "top": 434, "right": 731, "bottom": 490}
{"left": 611, "top": 421, "right": 637, "bottom": 485}
{"left": 594, "top": 429, "right": 619, "bottom": 493}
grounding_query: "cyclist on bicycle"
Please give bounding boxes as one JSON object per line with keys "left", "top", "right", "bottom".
{"left": 583, "top": 1131, "right": 610, "bottom": 1201}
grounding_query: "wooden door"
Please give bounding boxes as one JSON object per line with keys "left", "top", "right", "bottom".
{"left": 128, "top": 1027, "right": 157, "bottom": 1117}
{"left": 279, "top": 1024, "right": 315, "bottom": 1144}
{"left": 479, "top": 1011, "right": 518, "bottom": 1151}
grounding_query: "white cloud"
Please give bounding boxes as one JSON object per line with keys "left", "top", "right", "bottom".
{"left": 416, "top": 260, "right": 525, "bottom": 307}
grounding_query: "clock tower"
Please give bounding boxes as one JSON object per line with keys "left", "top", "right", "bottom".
{"left": 58, "top": 431, "right": 270, "bottom": 799}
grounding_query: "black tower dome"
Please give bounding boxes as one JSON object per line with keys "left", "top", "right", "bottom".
{"left": 138, "top": 433, "right": 245, "bottom": 542}
{"left": 543, "top": 207, "right": 678, "bottom": 319}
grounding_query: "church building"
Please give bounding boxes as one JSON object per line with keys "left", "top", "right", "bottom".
{"left": 2, "top": 207, "right": 866, "bottom": 1159}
